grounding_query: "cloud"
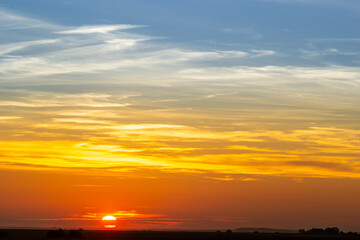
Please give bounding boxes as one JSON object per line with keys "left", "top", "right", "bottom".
{"left": 56, "top": 24, "right": 142, "bottom": 34}
{"left": 0, "top": 8, "right": 276, "bottom": 81}
{"left": 0, "top": 92, "right": 132, "bottom": 108}
{"left": 222, "top": 26, "right": 263, "bottom": 40}
{"left": 0, "top": 116, "right": 22, "bottom": 120}
{"left": 176, "top": 65, "right": 360, "bottom": 84}
{"left": 0, "top": 39, "right": 58, "bottom": 56}
{"left": 21, "top": 210, "right": 165, "bottom": 222}
{"left": 0, "top": 7, "right": 359, "bottom": 180}
{"left": 110, "top": 124, "right": 186, "bottom": 130}
{"left": 0, "top": 8, "right": 57, "bottom": 30}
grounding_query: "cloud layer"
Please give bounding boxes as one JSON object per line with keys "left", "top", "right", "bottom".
{"left": 0, "top": 7, "right": 359, "bottom": 180}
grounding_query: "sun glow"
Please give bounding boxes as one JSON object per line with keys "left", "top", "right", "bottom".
{"left": 102, "top": 215, "right": 117, "bottom": 221}
{"left": 102, "top": 216, "right": 117, "bottom": 229}
{"left": 104, "top": 225, "right": 116, "bottom": 229}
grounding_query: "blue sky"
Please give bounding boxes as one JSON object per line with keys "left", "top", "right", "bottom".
{"left": 1, "top": 0, "right": 360, "bottom": 67}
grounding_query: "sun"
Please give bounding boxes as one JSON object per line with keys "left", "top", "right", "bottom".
{"left": 102, "top": 215, "right": 117, "bottom": 221}
{"left": 102, "top": 215, "right": 117, "bottom": 229}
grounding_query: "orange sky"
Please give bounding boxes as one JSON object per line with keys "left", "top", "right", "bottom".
{"left": 1, "top": 82, "right": 360, "bottom": 230}
{"left": 0, "top": 3, "right": 360, "bottom": 232}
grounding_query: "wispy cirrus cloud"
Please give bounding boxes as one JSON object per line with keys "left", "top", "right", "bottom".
{"left": 0, "top": 8, "right": 277, "bottom": 81}
{"left": 0, "top": 8, "right": 57, "bottom": 30}
{"left": 56, "top": 24, "right": 142, "bottom": 34}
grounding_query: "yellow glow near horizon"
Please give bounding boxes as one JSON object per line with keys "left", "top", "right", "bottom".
{"left": 104, "top": 225, "right": 116, "bottom": 229}
{"left": 0, "top": 122, "right": 359, "bottom": 179}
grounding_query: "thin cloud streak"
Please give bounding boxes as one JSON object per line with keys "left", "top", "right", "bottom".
{"left": 56, "top": 24, "right": 143, "bottom": 34}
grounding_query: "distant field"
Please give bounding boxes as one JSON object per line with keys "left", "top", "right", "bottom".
{"left": 1, "top": 230, "right": 360, "bottom": 240}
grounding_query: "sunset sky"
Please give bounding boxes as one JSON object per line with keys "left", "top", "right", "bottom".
{"left": 0, "top": 0, "right": 360, "bottom": 231}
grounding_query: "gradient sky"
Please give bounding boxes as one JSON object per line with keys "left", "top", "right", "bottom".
{"left": 0, "top": 0, "right": 360, "bottom": 231}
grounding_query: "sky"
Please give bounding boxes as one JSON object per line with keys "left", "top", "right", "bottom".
{"left": 0, "top": 0, "right": 360, "bottom": 231}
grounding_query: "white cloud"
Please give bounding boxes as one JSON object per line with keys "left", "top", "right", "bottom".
{"left": 250, "top": 50, "right": 276, "bottom": 57}
{"left": 0, "top": 8, "right": 57, "bottom": 30}
{"left": 300, "top": 48, "right": 360, "bottom": 60}
{"left": 0, "top": 92, "right": 132, "bottom": 108}
{"left": 0, "top": 39, "right": 57, "bottom": 56}
{"left": 177, "top": 65, "right": 360, "bottom": 83}
{"left": 0, "top": 8, "right": 277, "bottom": 81}
{"left": 56, "top": 24, "right": 141, "bottom": 34}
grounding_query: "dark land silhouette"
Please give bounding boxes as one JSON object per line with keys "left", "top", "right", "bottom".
{"left": 0, "top": 228, "right": 359, "bottom": 240}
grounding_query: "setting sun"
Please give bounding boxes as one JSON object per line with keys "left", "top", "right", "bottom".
{"left": 102, "top": 216, "right": 117, "bottom": 221}
{"left": 102, "top": 216, "right": 117, "bottom": 229}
